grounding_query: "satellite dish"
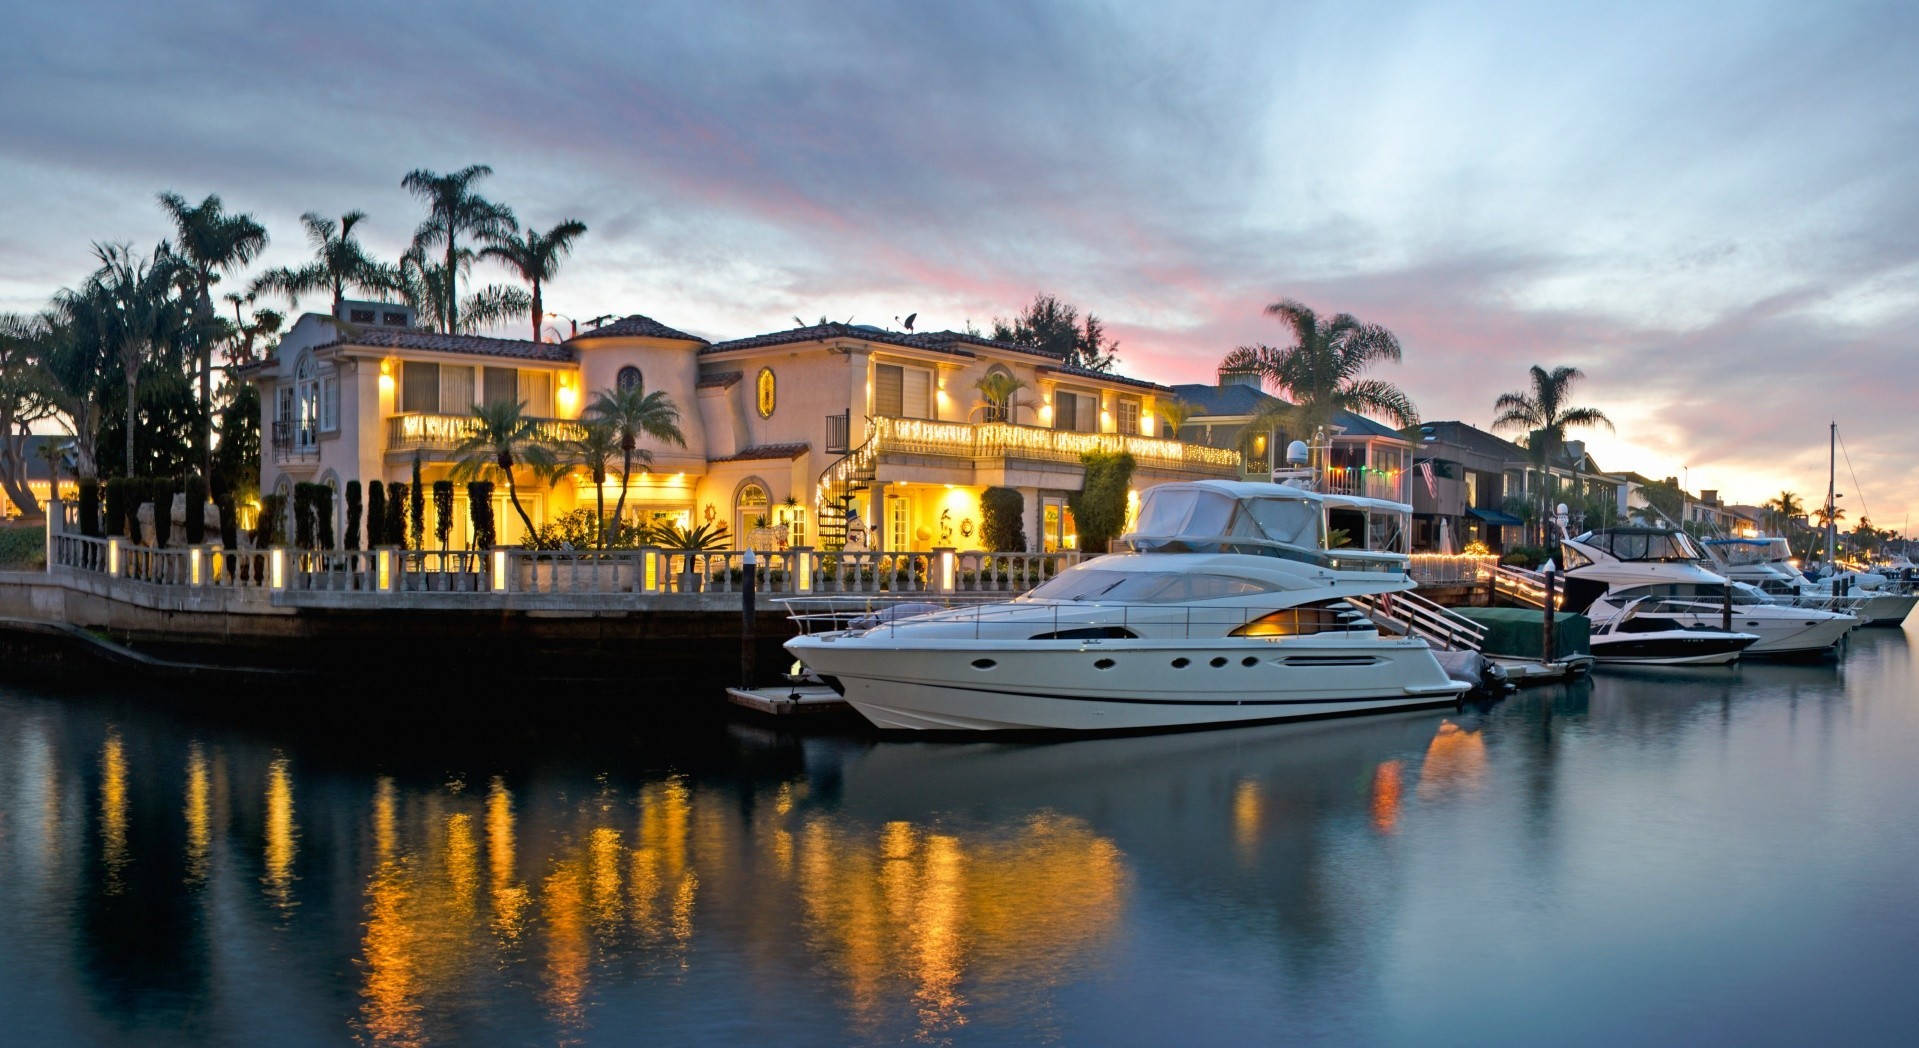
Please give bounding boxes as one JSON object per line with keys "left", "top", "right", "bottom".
{"left": 1285, "top": 440, "right": 1310, "bottom": 465}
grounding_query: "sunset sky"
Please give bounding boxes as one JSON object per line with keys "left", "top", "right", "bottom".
{"left": 5, "top": 1, "right": 1915, "bottom": 528}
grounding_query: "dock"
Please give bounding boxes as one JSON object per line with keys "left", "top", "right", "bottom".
{"left": 724, "top": 683, "right": 850, "bottom": 716}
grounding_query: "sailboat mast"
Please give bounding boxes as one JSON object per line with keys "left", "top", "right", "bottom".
{"left": 1826, "top": 420, "right": 1837, "bottom": 565}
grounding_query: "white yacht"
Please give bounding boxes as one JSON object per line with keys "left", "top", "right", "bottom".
{"left": 1700, "top": 537, "right": 1896, "bottom": 625}
{"left": 1557, "top": 528, "right": 1858, "bottom": 657}
{"left": 784, "top": 481, "right": 1472, "bottom": 733}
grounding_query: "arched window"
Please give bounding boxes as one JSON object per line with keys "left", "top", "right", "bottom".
{"left": 617, "top": 365, "right": 642, "bottom": 392}
{"left": 734, "top": 481, "right": 769, "bottom": 543}
{"left": 981, "top": 365, "right": 1015, "bottom": 423}
{"left": 756, "top": 367, "right": 776, "bottom": 418}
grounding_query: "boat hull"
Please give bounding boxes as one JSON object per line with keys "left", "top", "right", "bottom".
{"left": 1589, "top": 631, "right": 1757, "bottom": 666}
{"left": 786, "top": 635, "right": 1472, "bottom": 733}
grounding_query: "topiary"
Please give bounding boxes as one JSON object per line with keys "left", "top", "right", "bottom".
{"left": 344, "top": 480, "right": 363, "bottom": 550}
{"left": 468, "top": 482, "right": 496, "bottom": 549}
{"left": 1068, "top": 450, "right": 1136, "bottom": 554}
{"left": 79, "top": 478, "right": 102, "bottom": 538}
{"left": 316, "top": 485, "right": 336, "bottom": 549}
{"left": 183, "top": 474, "right": 208, "bottom": 545}
{"left": 409, "top": 455, "right": 425, "bottom": 549}
{"left": 367, "top": 481, "right": 387, "bottom": 546}
{"left": 981, "top": 487, "right": 1027, "bottom": 552}
{"left": 433, "top": 481, "right": 454, "bottom": 549}
{"left": 386, "top": 482, "right": 408, "bottom": 550}
{"left": 103, "top": 477, "right": 126, "bottom": 538}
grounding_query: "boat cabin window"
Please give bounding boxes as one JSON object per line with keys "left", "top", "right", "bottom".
{"left": 1021, "top": 567, "right": 1274, "bottom": 603}
{"left": 1607, "top": 582, "right": 1759, "bottom": 606}
{"left": 1558, "top": 544, "right": 1594, "bottom": 571}
{"left": 1327, "top": 508, "right": 1366, "bottom": 549}
{"left": 1230, "top": 602, "right": 1369, "bottom": 637}
{"left": 1131, "top": 488, "right": 1238, "bottom": 540}
{"left": 1575, "top": 529, "right": 1704, "bottom": 562}
{"left": 1237, "top": 498, "right": 1321, "bottom": 547}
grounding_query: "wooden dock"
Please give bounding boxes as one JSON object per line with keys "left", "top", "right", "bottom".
{"left": 724, "top": 683, "right": 851, "bottom": 716}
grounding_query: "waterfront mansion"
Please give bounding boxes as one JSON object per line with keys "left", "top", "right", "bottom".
{"left": 247, "top": 301, "right": 1242, "bottom": 553}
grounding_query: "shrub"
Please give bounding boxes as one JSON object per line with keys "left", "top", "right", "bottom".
{"left": 0, "top": 525, "right": 45, "bottom": 570}
{"left": 103, "top": 477, "right": 127, "bottom": 538}
{"left": 409, "top": 456, "right": 425, "bottom": 550}
{"left": 254, "top": 493, "right": 285, "bottom": 547}
{"left": 344, "top": 480, "right": 363, "bottom": 550}
{"left": 981, "top": 487, "right": 1027, "bottom": 552}
{"left": 1499, "top": 545, "right": 1553, "bottom": 569}
{"left": 151, "top": 476, "right": 177, "bottom": 548}
{"left": 432, "top": 481, "right": 453, "bottom": 549}
{"left": 183, "top": 474, "right": 207, "bottom": 545}
{"left": 366, "top": 481, "right": 387, "bottom": 546}
{"left": 1068, "top": 450, "right": 1136, "bottom": 555}
{"left": 528, "top": 508, "right": 602, "bottom": 550}
{"left": 78, "top": 478, "right": 101, "bottom": 538}
{"left": 124, "top": 478, "right": 145, "bottom": 545}
{"left": 293, "top": 483, "right": 316, "bottom": 549}
{"left": 386, "top": 482, "right": 408, "bottom": 550}
{"left": 468, "top": 482, "right": 496, "bottom": 549}
{"left": 316, "top": 485, "right": 336, "bottom": 549}
{"left": 217, "top": 496, "right": 238, "bottom": 548}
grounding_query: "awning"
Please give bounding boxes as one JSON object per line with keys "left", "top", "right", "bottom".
{"left": 1467, "top": 507, "right": 1524, "bottom": 526}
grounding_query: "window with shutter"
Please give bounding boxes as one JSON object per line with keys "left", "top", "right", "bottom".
{"left": 483, "top": 367, "right": 518, "bottom": 407}
{"left": 874, "top": 364, "right": 904, "bottom": 417}
{"left": 402, "top": 362, "right": 439, "bottom": 413}
{"left": 519, "top": 371, "right": 552, "bottom": 416}
{"left": 900, "top": 367, "right": 931, "bottom": 419}
{"left": 1053, "top": 390, "right": 1076, "bottom": 431}
{"left": 440, "top": 365, "right": 474, "bottom": 415}
{"left": 321, "top": 375, "right": 340, "bottom": 432}
{"left": 277, "top": 386, "right": 294, "bottom": 424}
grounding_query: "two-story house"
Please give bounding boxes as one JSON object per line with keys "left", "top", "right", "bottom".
{"left": 248, "top": 304, "right": 1241, "bottom": 552}
{"left": 1168, "top": 370, "right": 1414, "bottom": 504}
{"left": 1408, "top": 421, "right": 1525, "bottom": 552}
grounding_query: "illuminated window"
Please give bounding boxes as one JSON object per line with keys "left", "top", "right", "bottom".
{"left": 1230, "top": 604, "right": 1367, "bottom": 637}
{"left": 756, "top": 367, "right": 776, "bottom": 418}
{"left": 483, "top": 367, "right": 518, "bottom": 407}
{"left": 402, "top": 361, "right": 439, "bottom": 413}
{"left": 1117, "top": 397, "right": 1141, "bottom": 435}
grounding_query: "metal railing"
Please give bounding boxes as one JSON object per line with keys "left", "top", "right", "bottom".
{"left": 872, "top": 416, "right": 1240, "bottom": 475}
{"left": 1407, "top": 554, "right": 1497, "bottom": 586}
{"left": 385, "top": 412, "right": 585, "bottom": 453}
{"left": 825, "top": 411, "right": 851, "bottom": 454}
{"left": 1346, "top": 590, "right": 1487, "bottom": 652}
{"left": 271, "top": 421, "right": 319, "bottom": 463}
{"left": 779, "top": 595, "right": 1387, "bottom": 641}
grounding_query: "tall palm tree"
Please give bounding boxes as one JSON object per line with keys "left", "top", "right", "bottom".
{"left": 402, "top": 165, "right": 515, "bottom": 334}
{"left": 586, "top": 381, "right": 687, "bottom": 531}
{"left": 1491, "top": 365, "right": 1614, "bottom": 543}
{"left": 1218, "top": 300, "right": 1419, "bottom": 453}
{"left": 450, "top": 399, "right": 558, "bottom": 543}
{"left": 1765, "top": 490, "right": 1805, "bottom": 537}
{"left": 479, "top": 220, "right": 587, "bottom": 342}
{"left": 253, "top": 211, "right": 386, "bottom": 315}
{"left": 565, "top": 418, "right": 621, "bottom": 547}
{"left": 382, "top": 244, "right": 530, "bottom": 335}
{"left": 158, "top": 192, "right": 268, "bottom": 478}
{"left": 88, "top": 243, "right": 187, "bottom": 476}
{"left": 222, "top": 292, "right": 284, "bottom": 368}
{"left": 0, "top": 313, "right": 60, "bottom": 516}
{"left": 46, "top": 288, "right": 114, "bottom": 479}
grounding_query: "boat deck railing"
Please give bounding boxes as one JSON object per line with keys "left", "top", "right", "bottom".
{"left": 777, "top": 595, "right": 1388, "bottom": 642}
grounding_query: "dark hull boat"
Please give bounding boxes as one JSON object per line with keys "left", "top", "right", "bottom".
{"left": 1588, "top": 612, "right": 1759, "bottom": 666}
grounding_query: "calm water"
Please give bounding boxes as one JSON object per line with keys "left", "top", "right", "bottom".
{"left": 3, "top": 629, "right": 1917, "bottom": 1047}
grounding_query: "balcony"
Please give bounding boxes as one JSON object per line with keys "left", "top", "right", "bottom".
{"left": 272, "top": 421, "right": 319, "bottom": 464}
{"left": 386, "top": 412, "right": 586, "bottom": 454}
{"left": 871, "top": 416, "right": 1240, "bottom": 476}
{"left": 1318, "top": 465, "right": 1408, "bottom": 503}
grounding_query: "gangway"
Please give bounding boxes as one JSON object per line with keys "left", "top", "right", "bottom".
{"left": 1348, "top": 590, "right": 1487, "bottom": 653}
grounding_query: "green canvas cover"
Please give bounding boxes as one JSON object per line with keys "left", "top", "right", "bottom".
{"left": 1452, "top": 607, "right": 1591, "bottom": 659}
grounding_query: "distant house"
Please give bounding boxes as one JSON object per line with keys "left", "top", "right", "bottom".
{"left": 1168, "top": 369, "right": 1414, "bottom": 504}
{"left": 244, "top": 301, "right": 1240, "bottom": 552}
{"left": 1, "top": 435, "right": 79, "bottom": 519}
{"left": 1406, "top": 421, "right": 1525, "bottom": 553}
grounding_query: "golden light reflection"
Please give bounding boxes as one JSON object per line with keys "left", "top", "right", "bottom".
{"left": 1416, "top": 721, "right": 1489, "bottom": 801}
{"left": 912, "top": 833, "right": 967, "bottom": 1036}
{"left": 1232, "top": 779, "right": 1262, "bottom": 859}
{"left": 100, "top": 729, "right": 128, "bottom": 895}
{"left": 589, "top": 826, "right": 623, "bottom": 934}
{"left": 374, "top": 776, "right": 397, "bottom": 861}
{"left": 541, "top": 860, "right": 589, "bottom": 1039}
{"left": 360, "top": 855, "right": 424, "bottom": 1048}
{"left": 185, "top": 741, "right": 210, "bottom": 884}
{"left": 263, "top": 754, "right": 298, "bottom": 911}
{"left": 487, "top": 777, "right": 528, "bottom": 942}
{"left": 446, "top": 813, "right": 479, "bottom": 923}
{"left": 1371, "top": 760, "right": 1404, "bottom": 834}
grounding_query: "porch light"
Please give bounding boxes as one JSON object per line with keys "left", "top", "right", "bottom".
{"left": 377, "top": 549, "right": 392, "bottom": 591}
{"left": 491, "top": 549, "right": 508, "bottom": 591}
{"left": 189, "top": 547, "right": 202, "bottom": 586}
{"left": 107, "top": 537, "right": 119, "bottom": 577}
{"left": 269, "top": 548, "right": 285, "bottom": 590}
{"left": 378, "top": 359, "right": 395, "bottom": 395}
{"left": 796, "top": 549, "right": 812, "bottom": 592}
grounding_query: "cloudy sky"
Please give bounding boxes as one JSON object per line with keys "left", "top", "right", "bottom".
{"left": 5, "top": 0, "right": 1916, "bottom": 527}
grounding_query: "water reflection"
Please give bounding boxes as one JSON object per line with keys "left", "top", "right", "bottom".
{"left": 184, "top": 742, "right": 210, "bottom": 885}
{"left": 99, "top": 728, "right": 128, "bottom": 894}
{"left": 263, "top": 754, "right": 298, "bottom": 912}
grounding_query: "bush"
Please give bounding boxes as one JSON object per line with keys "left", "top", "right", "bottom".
{"left": 316, "top": 485, "right": 336, "bottom": 549}
{"left": 468, "top": 482, "right": 496, "bottom": 549}
{"left": 409, "top": 456, "right": 426, "bottom": 550}
{"left": 1068, "top": 450, "right": 1136, "bottom": 555}
{"left": 254, "top": 493, "right": 285, "bottom": 547}
{"left": 217, "top": 496, "right": 238, "bottom": 548}
{"left": 124, "top": 478, "right": 145, "bottom": 545}
{"left": 103, "top": 477, "right": 127, "bottom": 538}
{"left": 528, "top": 508, "right": 603, "bottom": 550}
{"left": 78, "top": 478, "right": 101, "bottom": 538}
{"left": 981, "top": 487, "right": 1027, "bottom": 552}
{"left": 344, "top": 480, "right": 362, "bottom": 550}
{"left": 433, "top": 481, "right": 454, "bottom": 549}
{"left": 293, "top": 482, "right": 316, "bottom": 549}
{"left": 386, "top": 482, "right": 408, "bottom": 550}
{"left": 183, "top": 474, "right": 207, "bottom": 545}
{"left": 1499, "top": 545, "right": 1553, "bottom": 569}
{"left": 366, "top": 481, "right": 386, "bottom": 546}
{"left": 151, "top": 476, "right": 177, "bottom": 548}
{"left": 0, "top": 525, "right": 44, "bottom": 570}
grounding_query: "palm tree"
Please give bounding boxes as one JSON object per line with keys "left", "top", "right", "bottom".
{"left": 479, "top": 220, "right": 587, "bottom": 342}
{"left": 382, "top": 244, "right": 529, "bottom": 335}
{"left": 0, "top": 313, "right": 60, "bottom": 516}
{"left": 88, "top": 243, "right": 187, "bottom": 476}
{"left": 1491, "top": 365, "right": 1614, "bottom": 543}
{"left": 158, "top": 192, "right": 269, "bottom": 477}
{"left": 402, "top": 165, "right": 515, "bottom": 334}
{"left": 45, "top": 289, "right": 114, "bottom": 479}
{"left": 450, "top": 399, "right": 558, "bottom": 543}
{"left": 1218, "top": 300, "right": 1419, "bottom": 455}
{"left": 564, "top": 418, "right": 621, "bottom": 547}
{"left": 971, "top": 370, "right": 1030, "bottom": 422}
{"left": 1154, "top": 398, "right": 1197, "bottom": 437}
{"left": 222, "top": 292, "right": 284, "bottom": 368}
{"left": 586, "top": 381, "right": 687, "bottom": 531}
{"left": 252, "top": 211, "right": 386, "bottom": 315}
{"left": 1765, "top": 491, "right": 1804, "bottom": 537}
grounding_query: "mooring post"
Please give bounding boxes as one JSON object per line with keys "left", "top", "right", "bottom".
{"left": 1541, "top": 561, "right": 1557, "bottom": 663}
{"left": 1721, "top": 581, "right": 1733, "bottom": 632}
{"left": 741, "top": 549, "right": 757, "bottom": 688}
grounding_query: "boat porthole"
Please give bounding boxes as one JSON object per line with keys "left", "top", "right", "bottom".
{"left": 1210, "top": 657, "right": 1228, "bottom": 668}
{"left": 1094, "top": 658, "right": 1116, "bottom": 670}
{"left": 1242, "top": 656, "right": 1259, "bottom": 667}
{"left": 971, "top": 658, "right": 996, "bottom": 669}
{"left": 1171, "top": 657, "right": 1190, "bottom": 668}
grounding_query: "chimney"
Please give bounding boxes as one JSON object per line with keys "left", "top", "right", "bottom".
{"left": 1564, "top": 439, "right": 1585, "bottom": 465}
{"left": 1701, "top": 489, "right": 1718, "bottom": 506}
{"left": 1217, "top": 365, "right": 1261, "bottom": 390}
{"left": 1664, "top": 476, "right": 1679, "bottom": 489}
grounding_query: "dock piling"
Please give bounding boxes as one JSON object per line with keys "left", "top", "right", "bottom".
{"left": 740, "top": 549, "right": 756, "bottom": 688}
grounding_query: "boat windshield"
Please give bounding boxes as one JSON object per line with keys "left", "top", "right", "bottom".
{"left": 1131, "top": 488, "right": 1239, "bottom": 540}
{"left": 1019, "top": 567, "right": 1277, "bottom": 603}
{"left": 1575, "top": 529, "right": 1705, "bottom": 562}
{"left": 1704, "top": 538, "right": 1793, "bottom": 567}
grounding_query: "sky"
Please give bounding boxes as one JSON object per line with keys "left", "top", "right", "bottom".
{"left": 4, "top": 0, "right": 1916, "bottom": 529}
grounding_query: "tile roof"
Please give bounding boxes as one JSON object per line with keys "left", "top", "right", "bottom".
{"left": 696, "top": 371, "right": 743, "bottom": 389}
{"left": 319, "top": 326, "right": 576, "bottom": 363}
{"left": 1168, "top": 382, "right": 1412, "bottom": 439}
{"left": 1413, "top": 420, "right": 1526, "bottom": 464}
{"left": 569, "top": 314, "right": 706, "bottom": 343}
{"left": 702, "top": 324, "right": 1066, "bottom": 362}
{"left": 1040, "top": 363, "right": 1171, "bottom": 392}
{"left": 710, "top": 442, "right": 811, "bottom": 462}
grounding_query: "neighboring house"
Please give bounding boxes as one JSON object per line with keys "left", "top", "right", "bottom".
{"left": 1406, "top": 421, "right": 1524, "bottom": 553}
{"left": 1502, "top": 438, "right": 1626, "bottom": 539}
{"left": 1169, "top": 370, "right": 1413, "bottom": 505}
{"left": 247, "top": 302, "right": 1240, "bottom": 552}
{"left": 1, "top": 435, "right": 79, "bottom": 519}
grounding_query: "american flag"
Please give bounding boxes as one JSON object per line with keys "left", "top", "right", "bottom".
{"left": 1417, "top": 461, "right": 1437, "bottom": 499}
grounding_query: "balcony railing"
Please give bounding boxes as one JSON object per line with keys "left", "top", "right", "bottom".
{"left": 272, "top": 421, "right": 319, "bottom": 463}
{"left": 825, "top": 411, "right": 851, "bottom": 454}
{"left": 1318, "top": 466, "right": 1408, "bottom": 503}
{"left": 386, "top": 412, "right": 585, "bottom": 453}
{"left": 872, "top": 417, "right": 1240, "bottom": 475}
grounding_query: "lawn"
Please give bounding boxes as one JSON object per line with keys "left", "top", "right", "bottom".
{"left": 0, "top": 523, "right": 45, "bottom": 570}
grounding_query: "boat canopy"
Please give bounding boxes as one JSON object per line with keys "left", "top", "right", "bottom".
{"left": 1122, "top": 482, "right": 1408, "bottom": 570}
{"left": 1570, "top": 527, "right": 1706, "bottom": 563}
{"left": 1702, "top": 537, "right": 1793, "bottom": 567}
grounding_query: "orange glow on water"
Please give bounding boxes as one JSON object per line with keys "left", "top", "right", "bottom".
{"left": 1371, "top": 760, "right": 1404, "bottom": 834}
{"left": 1232, "top": 779, "right": 1262, "bottom": 857}
{"left": 184, "top": 742, "right": 210, "bottom": 884}
{"left": 263, "top": 754, "right": 298, "bottom": 912}
{"left": 486, "top": 777, "right": 528, "bottom": 942}
{"left": 1417, "top": 721, "right": 1488, "bottom": 801}
{"left": 99, "top": 730, "right": 127, "bottom": 895}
